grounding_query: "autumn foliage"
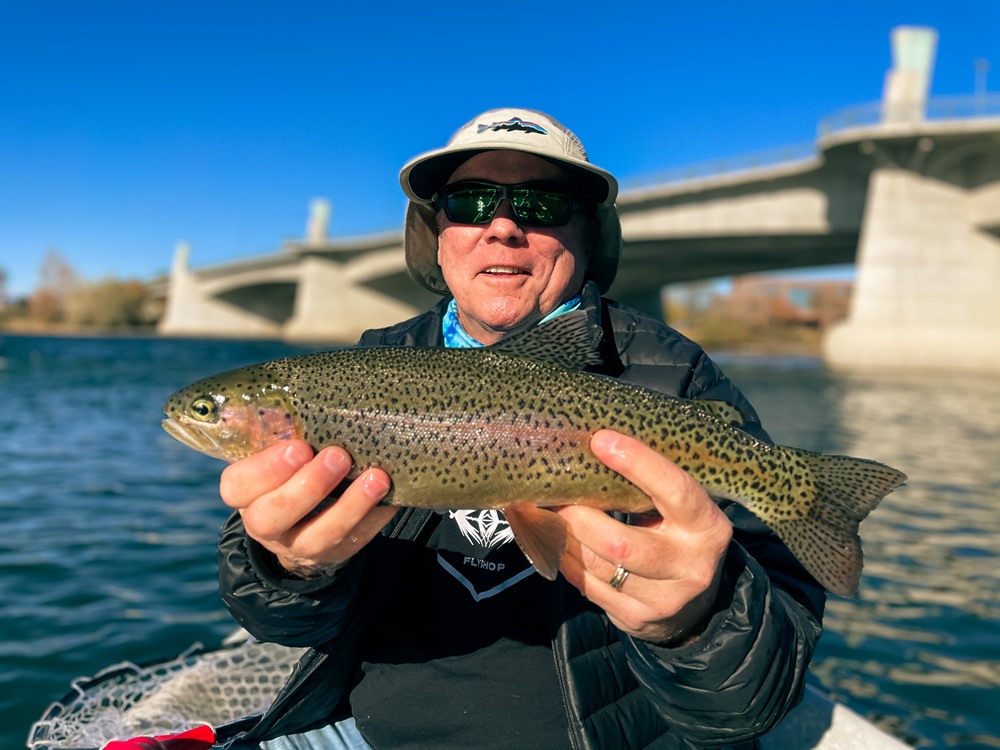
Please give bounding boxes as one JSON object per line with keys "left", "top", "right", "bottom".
{"left": 2, "top": 250, "right": 154, "bottom": 330}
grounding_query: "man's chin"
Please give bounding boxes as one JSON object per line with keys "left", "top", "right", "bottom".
{"left": 465, "top": 309, "right": 540, "bottom": 344}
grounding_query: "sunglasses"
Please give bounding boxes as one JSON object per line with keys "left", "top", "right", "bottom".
{"left": 435, "top": 180, "right": 578, "bottom": 227}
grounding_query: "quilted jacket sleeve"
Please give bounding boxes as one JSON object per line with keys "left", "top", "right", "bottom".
{"left": 623, "top": 543, "right": 822, "bottom": 744}
{"left": 217, "top": 506, "right": 365, "bottom": 647}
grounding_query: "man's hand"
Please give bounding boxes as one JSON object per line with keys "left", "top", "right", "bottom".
{"left": 555, "top": 430, "right": 733, "bottom": 645}
{"left": 219, "top": 440, "right": 397, "bottom": 577}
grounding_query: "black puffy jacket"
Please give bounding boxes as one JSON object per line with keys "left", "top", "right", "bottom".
{"left": 217, "top": 282, "right": 825, "bottom": 749}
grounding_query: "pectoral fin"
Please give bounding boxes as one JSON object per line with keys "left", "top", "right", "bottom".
{"left": 504, "top": 504, "right": 568, "bottom": 581}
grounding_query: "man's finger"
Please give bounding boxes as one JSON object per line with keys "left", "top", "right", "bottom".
{"left": 220, "top": 440, "right": 315, "bottom": 509}
{"left": 239, "top": 447, "right": 353, "bottom": 540}
{"left": 291, "top": 468, "right": 397, "bottom": 558}
{"left": 590, "top": 429, "right": 717, "bottom": 527}
{"left": 556, "top": 504, "right": 687, "bottom": 580}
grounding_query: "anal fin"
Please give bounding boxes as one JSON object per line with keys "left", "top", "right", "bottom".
{"left": 504, "top": 504, "right": 567, "bottom": 581}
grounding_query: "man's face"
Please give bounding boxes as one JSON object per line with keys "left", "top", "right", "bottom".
{"left": 436, "top": 151, "right": 590, "bottom": 345}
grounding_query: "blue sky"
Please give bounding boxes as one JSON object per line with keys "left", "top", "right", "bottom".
{"left": 1, "top": 0, "right": 997, "bottom": 298}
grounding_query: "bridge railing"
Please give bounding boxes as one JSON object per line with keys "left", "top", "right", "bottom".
{"left": 623, "top": 94, "right": 1000, "bottom": 192}
{"left": 818, "top": 93, "right": 1000, "bottom": 136}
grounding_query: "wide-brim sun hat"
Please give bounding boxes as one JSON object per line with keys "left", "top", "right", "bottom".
{"left": 399, "top": 107, "right": 622, "bottom": 295}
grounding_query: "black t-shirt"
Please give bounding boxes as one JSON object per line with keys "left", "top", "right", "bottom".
{"left": 351, "top": 509, "right": 572, "bottom": 750}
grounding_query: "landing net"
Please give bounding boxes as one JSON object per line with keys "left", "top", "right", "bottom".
{"left": 28, "top": 634, "right": 307, "bottom": 749}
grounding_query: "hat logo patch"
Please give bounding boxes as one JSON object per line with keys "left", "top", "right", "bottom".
{"left": 477, "top": 117, "right": 548, "bottom": 135}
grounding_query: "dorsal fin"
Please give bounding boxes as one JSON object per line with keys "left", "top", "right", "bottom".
{"left": 489, "top": 310, "right": 604, "bottom": 370}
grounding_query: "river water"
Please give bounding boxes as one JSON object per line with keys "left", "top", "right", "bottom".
{"left": 0, "top": 334, "right": 997, "bottom": 749}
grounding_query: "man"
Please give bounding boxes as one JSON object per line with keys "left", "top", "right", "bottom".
{"left": 219, "top": 108, "right": 825, "bottom": 749}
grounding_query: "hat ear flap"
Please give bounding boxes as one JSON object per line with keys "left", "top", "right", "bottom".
{"left": 589, "top": 204, "right": 622, "bottom": 294}
{"left": 405, "top": 202, "right": 450, "bottom": 295}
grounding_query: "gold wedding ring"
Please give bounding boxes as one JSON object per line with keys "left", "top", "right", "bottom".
{"left": 608, "top": 564, "right": 630, "bottom": 591}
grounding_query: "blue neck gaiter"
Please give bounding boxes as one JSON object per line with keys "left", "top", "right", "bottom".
{"left": 441, "top": 295, "right": 582, "bottom": 349}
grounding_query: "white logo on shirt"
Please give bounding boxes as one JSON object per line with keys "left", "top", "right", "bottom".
{"left": 449, "top": 509, "right": 514, "bottom": 548}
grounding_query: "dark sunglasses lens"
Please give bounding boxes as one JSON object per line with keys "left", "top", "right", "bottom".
{"left": 511, "top": 187, "right": 572, "bottom": 226}
{"left": 444, "top": 187, "right": 500, "bottom": 224}
{"left": 441, "top": 182, "right": 575, "bottom": 226}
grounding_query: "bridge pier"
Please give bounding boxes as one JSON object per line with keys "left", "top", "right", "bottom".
{"left": 824, "top": 165, "right": 1000, "bottom": 373}
{"left": 823, "top": 25, "right": 1000, "bottom": 374}
{"left": 159, "top": 243, "right": 284, "bottom": 338}
{"left": 283, "top": 255, "right": 421, "bottom": 343}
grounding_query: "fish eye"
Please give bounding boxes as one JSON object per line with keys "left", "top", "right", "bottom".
{"left": 190, "top": 397, "right": 219, "bottom": 422}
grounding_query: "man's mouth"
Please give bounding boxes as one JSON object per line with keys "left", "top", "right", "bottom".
{"left": 482, "top": 266, "right": 528, "bottom": 275}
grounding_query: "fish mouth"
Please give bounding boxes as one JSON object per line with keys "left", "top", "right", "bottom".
{"left": 161, "top": 417, "right": 232, "bottom": 462}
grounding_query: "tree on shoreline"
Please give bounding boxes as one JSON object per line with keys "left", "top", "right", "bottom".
{"left": 4, "top": 250, "right": 153, "bottom": 330}
{"left": 64, "top": 278, "right": 149, "bottom": 327}
{"left": 28, "top": 250, "right": 78, "bottom": 323}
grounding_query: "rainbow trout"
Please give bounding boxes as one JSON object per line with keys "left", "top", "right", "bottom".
{"left": 162, "top": 312, "right": 906, "bottom": 595}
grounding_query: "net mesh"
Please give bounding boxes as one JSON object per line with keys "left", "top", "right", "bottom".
{"left": 28, "top": 634, "right": 308, "bottom": 749}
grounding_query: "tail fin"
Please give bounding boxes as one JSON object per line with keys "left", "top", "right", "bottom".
{"left": 769, "top": 452, "right": 906, "bottom": 597}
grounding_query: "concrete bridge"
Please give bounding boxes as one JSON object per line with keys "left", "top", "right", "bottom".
{"left": 158, "top": 27, "right": 1000, "bottom": 372}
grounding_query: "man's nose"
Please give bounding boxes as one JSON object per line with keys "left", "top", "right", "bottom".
{"left": 486, "top": 200, "right": 526, "bottom": 242}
